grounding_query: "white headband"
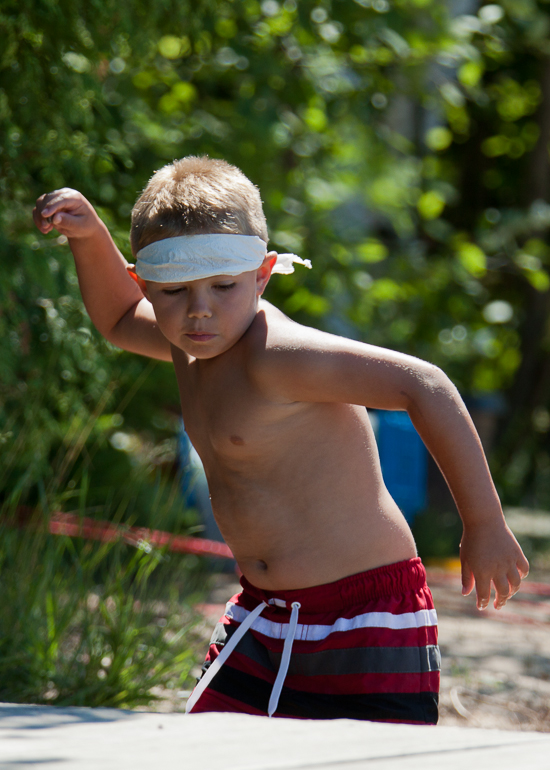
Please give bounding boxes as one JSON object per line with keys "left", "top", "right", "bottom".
{"left": 135, "top": 234, "right": 312, "bottom": 283}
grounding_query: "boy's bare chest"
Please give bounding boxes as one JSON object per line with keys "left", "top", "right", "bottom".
{"left": 174, "top": 356, "right": 300, "bottom": 464}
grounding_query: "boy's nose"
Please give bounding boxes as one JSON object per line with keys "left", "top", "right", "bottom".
{"left": 187, "top": 296, "right": 212, "bottom": 318}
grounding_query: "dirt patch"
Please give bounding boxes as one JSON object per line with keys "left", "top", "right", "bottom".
{"left": 430, "top": 569, "right": 550, "bottom": 732}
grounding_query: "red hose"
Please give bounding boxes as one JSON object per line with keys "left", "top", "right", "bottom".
{"left": 47, "top": 511, "right": 234, "bottom": 559}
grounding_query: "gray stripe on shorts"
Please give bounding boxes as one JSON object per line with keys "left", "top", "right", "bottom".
{"left": 212, "top": 622, "right": 441, "bottom": 676}
{"left": 291, "top": 644, "right": 441, "bottom": 676}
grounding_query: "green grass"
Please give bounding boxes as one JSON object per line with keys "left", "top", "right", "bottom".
{"left": 0, "top": 330, "right": 212, "bottom": 710}
{"left": 0, "top": 513, "right": 206, "bottom": 708}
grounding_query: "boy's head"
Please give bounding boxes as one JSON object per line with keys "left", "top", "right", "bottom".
{"left": 128, "top": 157, "right": 277, "bottom": 360}
{"left": 130, "top": 156, "right": 268, "bottom": 255}
{"left": 128, "top": 157, "right": 310, "bottom": 358}
{"left": 128, "top": 156, "right": 310, "bottom": 289}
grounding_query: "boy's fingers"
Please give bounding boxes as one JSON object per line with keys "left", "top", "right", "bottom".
{"left": 41, "top": 196, "right": 72, "bottom": 217}
{"left": 492, "top": 573, "right": 511, "bottom": 609}
{"left": 474, "top": 576, "right": 491, "bottom": 610}
{"left": 461, "top": 562, "right": 475, "bottom": 597}
{"left": 40, "top": 189, "right": 81, "bottom": 217}
{"left": 35, "top": 192, "right": 51, "bottom": 211}
{"left": 32, "top": 206, "right": 53, "bottom": 233}
{"left": 518, "top": 554, "right": 530, "bottom": 578}
{"left": 507, "top": 565, "right": 522, "bottom": 597}
{"left": 50, "top": 211, "right": 82, "bottom": 235}
{"left": 35, "top": 192, "right": 61, "bottom": 215}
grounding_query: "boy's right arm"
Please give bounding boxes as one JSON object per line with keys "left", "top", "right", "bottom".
{"left": 33, "top": 189, "right": 172, "bottom": 362}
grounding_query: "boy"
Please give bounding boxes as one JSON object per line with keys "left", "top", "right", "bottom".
{"left": 34, "top": 156, "right": 529, "bottom": 724}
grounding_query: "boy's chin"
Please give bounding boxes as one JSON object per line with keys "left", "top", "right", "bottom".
{"left": 176, "top": 338, "right": 232, "bottom": 360}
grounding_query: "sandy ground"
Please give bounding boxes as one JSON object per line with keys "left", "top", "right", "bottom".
{"left": 429, "top": 567, "right": 550, "bottom": 732}
{"left": 151, "top": 568, "right": 550, "bottom": 732}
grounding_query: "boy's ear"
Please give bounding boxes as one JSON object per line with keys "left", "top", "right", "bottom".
{"left": 256, "top": 252, "right": 277, "bottom": 296}
{"left": 127, "top": 264, "right": 149, "bottom": 297}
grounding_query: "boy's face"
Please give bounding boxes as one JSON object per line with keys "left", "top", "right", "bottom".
{"left": 137, "top": 255, "right": 275, "bottom": 359}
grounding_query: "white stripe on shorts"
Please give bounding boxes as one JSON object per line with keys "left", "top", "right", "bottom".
{"left": 224, "top": 602, "right": 438, "bottom": 643}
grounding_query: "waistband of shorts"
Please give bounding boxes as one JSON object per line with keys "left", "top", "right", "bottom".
{"left": 239, "top": 557, "right": 428, "bottom": 613}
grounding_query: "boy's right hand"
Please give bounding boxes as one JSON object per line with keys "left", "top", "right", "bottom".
{"left": 460, "top": 518, "right": 529, "bottom": 611}
{"left": 33, "top": 189, "right": 102, "bottom": 240}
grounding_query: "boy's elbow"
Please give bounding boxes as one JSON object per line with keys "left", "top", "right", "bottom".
{"left": 103, "top": 314, "right": 136, "bottom": 351}
{"left": 405, "top": 362, "right": 460, "bottom": 412}
{"left": 423, "top": 362, "right": 449, "bottom": 387}
{"left": 430, "top": 363, "right": 459, "bottom": 395}
{"left": 90, "top": 309, "right": 133, "bottom": 349}
{"left": 101, "top": 325, "right": 123, "bottom": 347}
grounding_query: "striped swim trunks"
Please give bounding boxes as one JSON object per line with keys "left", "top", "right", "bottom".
{"left": 187, "top": 557, "right": 440, "bottom": 723}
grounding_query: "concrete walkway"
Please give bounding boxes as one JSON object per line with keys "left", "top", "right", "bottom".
{"left": 1, "top": 703, "right": 550, "bottom": 769}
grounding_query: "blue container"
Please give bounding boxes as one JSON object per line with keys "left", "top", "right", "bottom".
{"left": 376, "top": 411, "right": 427, "bottom": 524}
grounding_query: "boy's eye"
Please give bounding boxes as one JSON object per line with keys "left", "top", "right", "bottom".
{"left": 162, "top": 287, "right": 186, "bottom": 295}
{"left": 215, "top": 283, "right": 236, "bottom": 291}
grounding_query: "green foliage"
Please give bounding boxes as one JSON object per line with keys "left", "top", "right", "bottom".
{"left": 0, "top": 516, "right": 203, "bottom": 707}
{"left": 2, "top": 2, "right": 550, "bottom": 529}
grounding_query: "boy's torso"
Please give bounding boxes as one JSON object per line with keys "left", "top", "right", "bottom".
{"left": 172, "top": 302, "right": 417, "bottom": 590}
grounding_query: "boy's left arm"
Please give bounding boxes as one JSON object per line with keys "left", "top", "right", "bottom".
{"left": 399, "top": 368, "right": 529, "bottom": 612}
{"left": 375, "top": 353, "right": 529, "bottom": 612}
{"left": 259, "top": 328, "right": 529, "bottom": 610}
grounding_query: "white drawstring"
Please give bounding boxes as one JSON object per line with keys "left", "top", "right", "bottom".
{"left": 268, "top": 601, "right": 301, "bottom": 717}
{"left": 185, "top": 600, "right": 268, "bottom": 714}
{"left": 186, "top": 598, "right": 302, "bottom": 717}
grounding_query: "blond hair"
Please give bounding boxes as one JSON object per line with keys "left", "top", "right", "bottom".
{"left": 130, "top": 156, "right": 268, "bottom": 255}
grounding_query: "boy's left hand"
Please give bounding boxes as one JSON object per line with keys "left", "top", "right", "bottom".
{"left": 460, "top": 519, "right": 529, "bottom": 611}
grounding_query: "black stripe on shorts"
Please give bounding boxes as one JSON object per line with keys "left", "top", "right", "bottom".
{"left": 204, "top": 662, "right": 439, "bottom": 724}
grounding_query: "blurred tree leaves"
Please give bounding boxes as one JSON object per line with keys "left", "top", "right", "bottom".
{"left": 3, "top": 0, "right": 550, "bottom": 507}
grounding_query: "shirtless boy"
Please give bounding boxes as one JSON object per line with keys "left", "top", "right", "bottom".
{"left": 34, "top": 156, "right": 529, "bottom": 724}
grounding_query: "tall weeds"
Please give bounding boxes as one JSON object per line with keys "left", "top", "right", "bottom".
{"left": 0, "top": 510, "right": 204, "bottom": 708}
{"left": 0, "top": 339, "right": 206, "bottom": 708}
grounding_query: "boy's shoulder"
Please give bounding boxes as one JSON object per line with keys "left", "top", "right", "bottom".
{"left": 244, "top": 301, "right": 438, "bottom": 409}
{"left": 244, "top": 300, "right": 364, "bottom": 400}
{"left": 249, "top": 300, "right": 334, "bottom": 357}
{"left": 250, "top": 300, "right": 367, "bottom": 358}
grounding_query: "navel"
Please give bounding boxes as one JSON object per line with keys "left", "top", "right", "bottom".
{"left": 256, "top": 559, "right": 268, "bottom": 571}
{"left": 230, "top": 435, "right": 245, "bottom": 446}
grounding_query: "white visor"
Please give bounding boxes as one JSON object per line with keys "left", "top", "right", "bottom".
{"left": 135, "top": 234, "right": 312, "bottom": 283}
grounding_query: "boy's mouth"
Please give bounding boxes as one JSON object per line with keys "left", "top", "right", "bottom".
{"left": 185, "top": 332, "right": 217, "bottom": 342}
